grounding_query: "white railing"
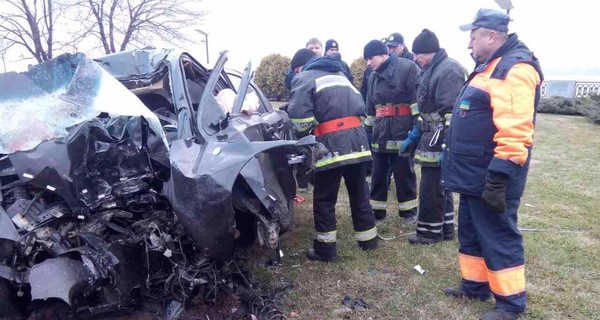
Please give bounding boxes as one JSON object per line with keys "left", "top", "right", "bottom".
{"left": 575, "top": 82, "right": 600, "bottom": 98}
{"left": 541, "top": 82, "right": 548, "bottom": 97}
{"left": 541, "top": 81, "right": 600, "bottom": 98}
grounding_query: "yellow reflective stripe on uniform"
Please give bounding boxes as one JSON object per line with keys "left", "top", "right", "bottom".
{"left": 315, "top": 74, "right": 360, "bottom": 94}
{"left": 364, "top": 115, "right": 376, "bottom": 126}
{"left": 355, "top": 227, "right": 377, "bottom": 242}
{"left": 410, "top": 103, "right": 419, "bottom": 115}
{"left": 385, "top": 140, "right": 403, "bottom": 150}
{"left": 315, "top": 150, "right": 371, "bottom": 168}
{"left": 291, "top": 116, "right": 316, "bottom": 124}
{"left": 370, "top": 200, "right": 387, "bottom": 210}
{"left": 415, "top": 152, "right": 441, "bottom": 163}
{"left": 315, "top": 230, "right": 337, "bottom": 243}
{"left": 398, "top": 199, "right": 417, "bottom": 210}
{"left": 291, "top": 116, "right": 317, "bottom": 132}
{"left": 371, "top": 143, "right": 379, "bottom": 149}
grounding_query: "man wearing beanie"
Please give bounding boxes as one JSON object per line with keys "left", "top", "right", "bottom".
{"left": 363, "top": 39, "right": 420, "bottom": 224}
{"left": 324, "top": 39, "right": 354, "bottom": 83}
{"left": 287, "top": 48, "right": 378, "bottom": 262}
{"left": 360, "top": 38, "right": 388, "bottom": 177}
{"left": 400, "top": 28, "right": 466, "bottom": 246}
{"left": 441, "top": 9, "right": 543, "bottom": 320}
{"left": 386, "top": 32, "right": 415, "bottom": 61}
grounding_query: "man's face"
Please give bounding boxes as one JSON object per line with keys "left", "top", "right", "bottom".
{"left": 468, "top": 28, "right": 493, "bottom": 63}
{"left": 307, "top": 43, "right": 322, "bottom": 56}
{"left": 326, "top": 47, "right": 338, "bottom": 56}
{"left": 366, "top": 54, "right": 388, "bottom": 71}
{"left": 414, "top": 53, "right": 434, "bottom": 68}
{"left": 386, "top": 44, "right": 403, "bottom": 55}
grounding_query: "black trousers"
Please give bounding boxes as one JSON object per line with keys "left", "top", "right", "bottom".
{"left": 295, "top": 166, "right": 310, "bottom": 189}
{"left": 313, "top": 162, "right": 377, "bottom": 258}
{"left": 416, "top": 166, "right": 454, "bottom": 240}
{"left": 370, "top": 152, "right": 417, "bottom": 219}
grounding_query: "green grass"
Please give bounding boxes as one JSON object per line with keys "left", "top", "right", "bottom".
{"left": 258, "top": 113, "right": 600, "bottom": 319}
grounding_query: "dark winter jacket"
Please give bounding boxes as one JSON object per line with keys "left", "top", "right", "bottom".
{"left": 399, "top": 47, "right": 415, "bottom": 61}
{"left": 441, "top": 34, "right": 543, "bottom": 197}
{"left": 287, "top": 56, "right": 371, "bottom": 172}
{"left": 414, "top": 48, "right": 466, "bottom": 167}
{"left": 360, "top": 67, "right": 372, "bottom": 102}
{"left": 365, "top": 56, "right": 419, "bottom": 154}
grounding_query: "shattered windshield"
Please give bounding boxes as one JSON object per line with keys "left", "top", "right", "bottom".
{"left": 0, "top": 53, "right": 165, "bottom": 154}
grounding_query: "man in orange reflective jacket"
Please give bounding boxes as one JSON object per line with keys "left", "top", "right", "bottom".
{"left": 440, "top": 9, "right": 543, "bottom": 320}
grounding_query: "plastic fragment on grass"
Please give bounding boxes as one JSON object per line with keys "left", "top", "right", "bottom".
{"left": 414, "top": 264, "right": 426, "bottom": 275}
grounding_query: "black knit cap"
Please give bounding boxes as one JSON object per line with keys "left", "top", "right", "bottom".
{"left": 291, "top": 48, "right": 316, "bottom": 70}
{"left": 412, "top": 29, "right": 440, "bottom": 54}
{"left": 363, "top": 40, "right": 388, "bottom": 59}
{"left": 325, "top": 39, "right": 338, "bottom": 52}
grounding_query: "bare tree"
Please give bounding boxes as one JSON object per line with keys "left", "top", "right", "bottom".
{"left": 84, "top": 0, "right": 206, "bottom": 54}
{"left": 0, "top": 0, "right": 65, "bottom": 63}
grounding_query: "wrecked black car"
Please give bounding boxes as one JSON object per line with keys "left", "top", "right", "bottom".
{"left": 0, "top": 49, "right": 319, "bottom": 319}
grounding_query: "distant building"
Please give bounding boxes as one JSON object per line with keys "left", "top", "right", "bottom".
{"left": 541, "top": 76, "right": 600, "bottom": 98}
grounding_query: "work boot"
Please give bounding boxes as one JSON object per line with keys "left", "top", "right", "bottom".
{"left": 399, "top": 209, "right": 417, "bottom": 224}
{"left": 358, "top": 237, "right": 378, "bottom": 251}
{"left": 306, "top": 248, "right": 337, "bottom": 263}
{"left": 479, "top": 308, "right": 521, "bottom": 320}
{"left": 373, "top": 210, "right": 386, "bottom": 221}
{"left": 443, "top": 286, "right": 491, "bottom": 301}
{"left": 408, "top": 234, "right": 441, "bottom": 245}
{"left": 401, "top": 214, "right": 417, "bottom": 224}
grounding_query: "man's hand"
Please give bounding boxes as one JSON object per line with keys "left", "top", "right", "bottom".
{"left": 399, "top": 124, "right": 421, "bottom": 154}
{"left": 481, "top": 172, "right": 508, "bottom": 213}
{"left": 399, "top": 138, "right": 415, "bottom": 153}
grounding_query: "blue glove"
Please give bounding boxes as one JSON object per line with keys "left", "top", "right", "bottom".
{"left": 399, "top": 124, "right": 421, "bottom": 153}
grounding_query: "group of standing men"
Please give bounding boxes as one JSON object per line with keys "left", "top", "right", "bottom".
{"left": 284, "top": 8, "right": 543, "bottom": 320}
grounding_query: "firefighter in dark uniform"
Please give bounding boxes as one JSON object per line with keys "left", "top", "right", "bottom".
{"left": 363, "top": 40, "right": 420, "bottom": 223}
{"left": 441, "top": 9, "right": 543, "bottom": 320}
{"left": 360, "top": 38, "right": 388, "bottom": 177}
{"left": 287, "top": 48, "right": 378, "bottom": 262}
{"left": 400, "top": 29, "right": 466, "bottom": 245}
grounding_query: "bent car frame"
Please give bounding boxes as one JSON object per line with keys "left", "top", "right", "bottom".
{"left": 0, "top": 49, "right": 319, "bottom": 318}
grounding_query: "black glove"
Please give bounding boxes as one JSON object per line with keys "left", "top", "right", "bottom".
{"left": 481, "top": 172, "right": 508, "bottom": 213}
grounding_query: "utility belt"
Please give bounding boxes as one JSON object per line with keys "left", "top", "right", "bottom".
{"left": 314, "top": 116, "right": 361, "bottom": 136}
{"left": 419, "top": 112, "right": 448, "bottom": 147}
{"left": 375, "top": 104, "right": 411, "bottom": 117}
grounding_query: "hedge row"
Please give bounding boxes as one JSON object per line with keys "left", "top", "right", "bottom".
{"left": 254, "top": 55, "right": 367, "bottom": 101}
{"left": 538, "top": 95, "right": 600, "bottom": 124}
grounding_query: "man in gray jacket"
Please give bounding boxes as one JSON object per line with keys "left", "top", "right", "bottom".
{"left": 399, "top": 29, "right": 466, "bottom": 244}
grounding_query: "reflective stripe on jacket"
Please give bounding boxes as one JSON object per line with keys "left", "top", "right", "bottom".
{"left": 287, "top": 60, "right": 372, "bottom": 172}
{"left": 366, "top": 57, "right": 419, "bottom": 153}
{"left": 414, "top": 49, "right": 466, "bottom": 167}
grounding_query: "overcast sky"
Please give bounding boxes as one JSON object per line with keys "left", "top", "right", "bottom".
{"left": 191, "top": 0, "right": 599, "bottom": 79}
{"left": 2, "top": 0, "right": 599, "bottom": 79}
